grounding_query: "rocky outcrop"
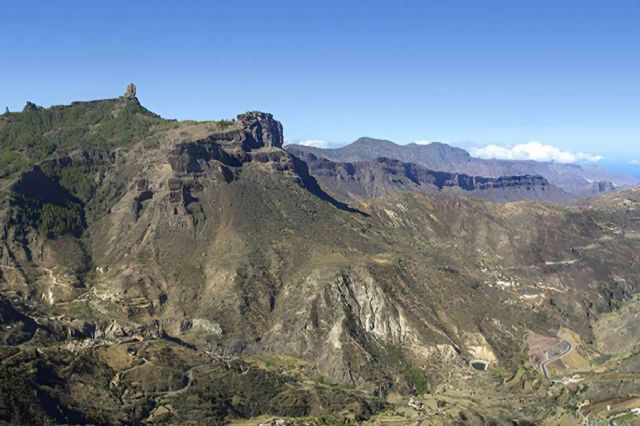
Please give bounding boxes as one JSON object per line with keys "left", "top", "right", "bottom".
{"left": 168, "top": 111, "right": 284, "bottom": 173}
{"left": 166, "top": 178, "right": 202, "bottom": 207}
{"left": 42, "top": 150, "right": 116, "bottom": 183}
{"left": 168, "top": 141, "right": 241, "bottom": 173}
{"left": 591, "top": 180, "right": 616, "bottom": 193}
{"left": 237, "top": 111, "right": 284, "bottom": 149}
{"left": 124, "top": 83, "right": 136, "bottom": 99}
{"left": 92, "top": 319, "right": 163, "bottom": 340}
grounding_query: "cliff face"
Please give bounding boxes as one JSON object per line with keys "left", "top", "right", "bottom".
{"left": 237, "top": 111, "right": 284, "bottom": 149}
{"left": 288, "top": 148, "right": 572, "bottom": 203}
{"left": 167, "top": 112, "right": 288, "bottom": 172}
{"left": 591, "top": 180, "right": 616, "bottom": 194}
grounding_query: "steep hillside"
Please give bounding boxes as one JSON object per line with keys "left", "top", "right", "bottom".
{"left": 1, "top": 91, "right": 640, "bottom": 424}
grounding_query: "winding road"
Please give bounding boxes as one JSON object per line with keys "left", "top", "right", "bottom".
{"left": 540, "top": 339, "right": 573, "bottom": 379}
{"left": 158, "top": 364, "right": 205, "bottom": 397}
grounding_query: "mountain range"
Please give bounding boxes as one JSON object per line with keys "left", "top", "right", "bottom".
{"left": 286, "top": 137, "right": 638, "bottom": 196}
{"left": 1, "top": 89, "right": 640, "bottom": 425}
{"left": 286, "top": 148, "right": 573, "bottom": 204}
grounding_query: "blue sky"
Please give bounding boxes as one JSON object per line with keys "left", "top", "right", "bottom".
{"left": 1, "top": 1, "right": 639, "bottom": 174}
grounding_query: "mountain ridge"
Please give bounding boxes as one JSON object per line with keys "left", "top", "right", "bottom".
{"left": 287, "top": 147, "right": 574, "bottom": 203}
{"left": 287, "top": 137, "right": 638, "bottom": 194}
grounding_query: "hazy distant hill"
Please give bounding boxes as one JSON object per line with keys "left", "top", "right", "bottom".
{"left": 287, "top": 137, "right": 638, "bottom": 194}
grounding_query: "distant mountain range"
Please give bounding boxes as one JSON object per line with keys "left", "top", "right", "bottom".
{"left": 286, "top": 137, "right": 638, "bottom": 195}
{"left": 288, "top": 148, "right": 573, "bottom": 204}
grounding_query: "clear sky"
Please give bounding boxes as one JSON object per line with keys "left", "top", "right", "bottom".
{"left": 1, "top": 1, "right": 639, "bottom": 173}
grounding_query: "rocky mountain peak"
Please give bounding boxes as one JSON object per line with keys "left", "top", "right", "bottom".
{"left": 123, "top": 82, "right": 137, "bottom": 99}
{"left": 237, "top": 111, "right": 284, "bottom": 149}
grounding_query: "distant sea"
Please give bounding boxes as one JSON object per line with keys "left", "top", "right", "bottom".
{"left": 601, "top": 159, "right": 640, "bottom": 180}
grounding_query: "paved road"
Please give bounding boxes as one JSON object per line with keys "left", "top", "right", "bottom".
{"left": 540, "top": 340, "right": 573, "bottom": 379}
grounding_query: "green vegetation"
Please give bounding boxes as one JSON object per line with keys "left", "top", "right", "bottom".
{"left": 0, "top": 365, "right": 50, "bottom": 425}
{"left": 592, "top": 353, "right": 613, "bottom": 365}
{"left": 387, "top": 344, "right": 430, "bottom": 394}
{"left": 492, "top": 366, "right": 511, "bottom": 380}
{"left": 58, "top": 167, "right": 95, "bottom": 201}
{"left": 38, "top": 202, "right": 84, "bottom": 238}
{"left": 0, "top": 149, "right": 27, "bottom": 175}
{"left": 405, "top": 365, "right": 430, "bottom": 394}
{"left": 216, "top": 119, "right": 235, "bottom": 130}
{"left": 40, "top": 165, "right": 96, "bottom": 202}
{"left": 0, "top": 98, "right": 168, "bottom": 177}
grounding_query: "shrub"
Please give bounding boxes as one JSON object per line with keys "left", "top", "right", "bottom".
{"left": 57, "top": 167, "right": 95, "bottom": 201}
